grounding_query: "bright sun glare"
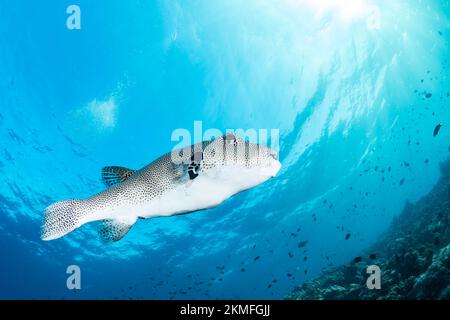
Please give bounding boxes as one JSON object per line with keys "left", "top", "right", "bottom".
{"left": 285, "top": 0, "right": 381, "bottom": 29}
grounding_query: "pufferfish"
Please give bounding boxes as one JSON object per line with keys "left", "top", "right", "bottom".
{"left": 41, "top": 133, "right": 281, "bottom": 242}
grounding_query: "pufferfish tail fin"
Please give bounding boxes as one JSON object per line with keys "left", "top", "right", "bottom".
{"left": 41, "top": 199, "right": 87, "bottom": 241}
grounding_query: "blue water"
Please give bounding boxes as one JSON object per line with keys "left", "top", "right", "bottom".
{"left": 1, "top": 0, "right": 450, "bottom": 299}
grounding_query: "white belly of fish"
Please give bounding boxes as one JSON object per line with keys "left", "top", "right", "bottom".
{"left": 139, "top": 165, "right": 272, "bottom": 218}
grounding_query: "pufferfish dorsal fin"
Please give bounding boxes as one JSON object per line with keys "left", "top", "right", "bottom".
{"left": 99, "top": 218, "right": 137, "bottom": 243}
{"left": 101, "top": 166, "right": 136, "bottom": 187}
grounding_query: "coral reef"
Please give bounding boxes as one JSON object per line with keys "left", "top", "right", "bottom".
{"left": 286, "top": 160, "right": 450, "bottom": 300}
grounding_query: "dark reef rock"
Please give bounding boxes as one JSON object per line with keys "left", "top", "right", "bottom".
{"left": 286, "top": 160, "right": 450, "bottom": 300}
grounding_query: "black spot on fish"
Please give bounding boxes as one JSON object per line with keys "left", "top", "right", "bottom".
{"left": 434, "top": 124, "right": 442, "bottom": 137}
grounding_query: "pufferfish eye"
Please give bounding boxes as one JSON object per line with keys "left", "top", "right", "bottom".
{"left": 269, "top": 151, "right": 278, "bottom": 160}
{"left": 224, "top": 133, "right": 238, "bottom": 146}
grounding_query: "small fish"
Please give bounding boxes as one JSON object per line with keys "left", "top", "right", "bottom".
{"left": 254, "top": 256, "right": 261, "bottom": 261}
{"left": 354, "top": 256, "right": 362, "bottom": 263}
{"left": 345, "top": 233, "right": 351, "bottom": 240}
{"left": 369, "top": 254, "right": 377, "bottom": 260}
{"left": 434, "top": 237, "right": 440, "bottom": 245}
{"left": 298, "top": 240, "right": 308, "bottom": 248}
{"left": 41, "top": 133, "right": 281, "bottom": 242}
{"left": 434, "top": 124, "right": 442, "bottom": 137}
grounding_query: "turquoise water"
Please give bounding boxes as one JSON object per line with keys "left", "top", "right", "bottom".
{"left": 0, "top": 0, "right": 449, "bottom": 299}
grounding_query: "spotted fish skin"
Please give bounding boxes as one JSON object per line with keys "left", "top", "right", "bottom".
{"left": 41, "top": 133, "right": 282, "bottom": 242}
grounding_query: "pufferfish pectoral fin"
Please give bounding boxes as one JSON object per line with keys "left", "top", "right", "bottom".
{"left": 99, "top": 217, "right": 137, "bottom": 243}
{"left": 101, "top": 166, "right": 136, "bottom": 187}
